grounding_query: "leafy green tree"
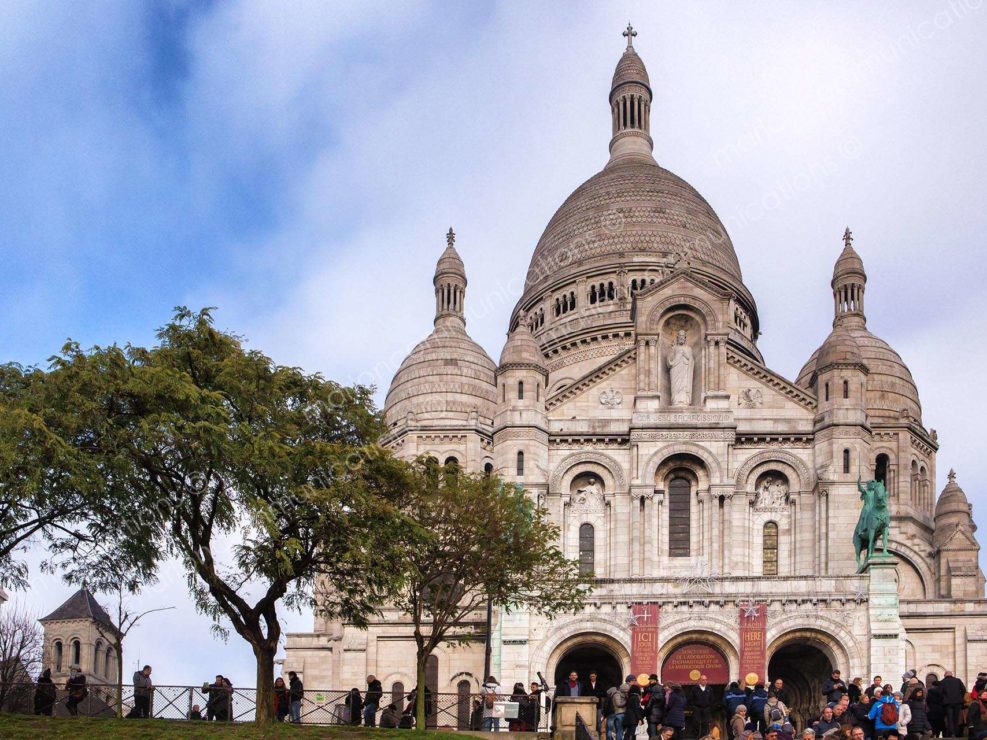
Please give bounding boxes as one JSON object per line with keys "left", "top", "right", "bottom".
{"left": 0, "top": 364, "right": 106, "bottom": 589}
{"left": 24, "top": 308, "right": 407, "bottom": 722}
{"left": 393, "top": 460, "right": 589, "bottom": 729}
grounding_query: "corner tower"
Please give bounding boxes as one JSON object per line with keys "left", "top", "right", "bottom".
{"left": 609, "top": 23, "right": 654, "bottom": 164}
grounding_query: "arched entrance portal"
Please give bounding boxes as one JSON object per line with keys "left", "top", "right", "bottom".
{"left": 662, "top": 642, "right": 730, "bottom": 737}
{"left": 768, "top": 642, "right": 833, "bottom": 729}
{"left": 554, "top": 644, "right": 623, "bottom": 693}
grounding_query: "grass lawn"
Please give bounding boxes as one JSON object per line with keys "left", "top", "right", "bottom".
{"left": 0, "top": 715, "right": 467, "bottom": 739}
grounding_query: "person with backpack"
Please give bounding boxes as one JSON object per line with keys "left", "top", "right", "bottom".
{"left": 750, "top": 684, "right": 770, "bottom": 732}
{"left": 966, "top": 690, "right": 987, "bottom": 740}
{"left": 765, "top": 695, "right": 789, "bottom": 728}
{"left": 606, "top": 677, "right": 631, "bottom": 740}
{"left": 868, "top": 690, "right": 901, "bottom": 738}
{"left": 481, "top": 675, "right": 501, "bottom": 732}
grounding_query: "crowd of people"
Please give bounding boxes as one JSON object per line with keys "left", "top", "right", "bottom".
{"left": 537, "top": 668, "right": 987, "bottom": 740}
{"left": 30, "top": 661, "right": 987, "bottom": 739}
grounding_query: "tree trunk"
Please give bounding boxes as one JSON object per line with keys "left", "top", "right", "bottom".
{"left": 115, "top": 639, "right": 124, "bottom": 718}
{"left": 415, "top": 654, "right": 428, "bottom": 730}
{"left": 254, "top": 643, "right": 277, "bottom": 723}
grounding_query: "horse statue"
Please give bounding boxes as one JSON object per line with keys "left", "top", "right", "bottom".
{"left": 854, "top": 476, "right": 890, "bottom": 568}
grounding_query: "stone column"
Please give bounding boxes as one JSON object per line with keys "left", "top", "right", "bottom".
{"left": 865, "top": 556, "right": 905, "bottom": 682}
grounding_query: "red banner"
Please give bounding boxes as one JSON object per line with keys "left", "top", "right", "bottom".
{"left": 738, "top": 602, "right": 767, "bottom": 685}
{"left": 630, "top": 604, "right": 660, "bottom": 676}
{"left": 661, "top": 643, "right": 730, "bottom": 684}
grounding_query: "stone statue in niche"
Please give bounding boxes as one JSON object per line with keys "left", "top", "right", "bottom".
{"left": 666, "top": 330, "right": 694, "bottom": 406}
{"left": 754, "top": 475, "right": 789, "bottom": 512}
{"left": 570, "top": 476, "right": 604, "bottom": 516}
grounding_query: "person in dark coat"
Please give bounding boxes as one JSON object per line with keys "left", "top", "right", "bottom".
{"left": 345, "top": 687, "right": 364, "bottom": 725}
{"left": 771, "top": 679, "right": 792, "bottom": 707}
{"left": 365, "top": 675, "right": 383, "bottom": 727}
{"left": 645, "top": 675, "right": 666, "bottom": 738}
{"left": 691, "top": 675, "right": 714, "bottom": 737}
{"left": 725, "top": 682, "right": 749, "bottom": 713}
{"left": 380, "top": 703, "right": 401, "bottom": 728}
{"left": 524, "top": 682, "right": 543, "bottom": 731}
{"left": 939, "top": 672, "right": 966, "bottom": 738}
{"left": 823, "top": 671, "right": 849, "bottom": 704}
{"left": 624, "top": 684, "right": 645, "bottom": 740}
{"left": 509, "top": 682, "right": 529, "bottom": 732}
{"left": 64, "top": 666, "right": 88, "bottom": 716}
{"left": 849, "top": 693, "right": 875, "bottom": 739}
{"left": 665, "top": 683, "right": 688, "bottom": 739}
{"left": 848, "top": 679, "right": 863, "bottom": 705}
{"left": 905, "top": 687, "right": 930, "bottom": 737}
{"left": 966, "top": 692, "right": 987, "bottom": 740}
{"left": 926, "top": 680, "right": 945, "bottom": 737}
{"left": 557, "top": 671, "right": 584, "bottom": 697}
{"left": 750, "top": 684, "right": 770, "bottom": 732}
{"left": 34, "top": 668, "right": 56, "bottom": 716}
{"left": 274, "top": 677, "right": 289, "bottom": 722}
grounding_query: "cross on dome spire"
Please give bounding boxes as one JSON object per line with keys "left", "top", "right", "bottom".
{"left": 843, "top": 226, "right": 853, "bottom": 249}
{"left": 948, "top": 469, "right": 957, "bottom": 482}
{"left": 446, "top": 227, "right": 455, "bottom": 248}
{"left": 623, "top": 22, "right": 637, "bottom": 49}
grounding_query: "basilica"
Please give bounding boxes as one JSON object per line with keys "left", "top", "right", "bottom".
{"left": 284, "top": 28, "right": 985, "bottom": 726}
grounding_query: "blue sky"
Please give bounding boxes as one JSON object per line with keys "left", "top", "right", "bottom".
{"left": 4, "top": 1, "right": 987, "bottom": 689}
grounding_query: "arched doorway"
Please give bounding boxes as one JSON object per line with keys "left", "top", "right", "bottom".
{"left": 553, "top": 644, "right": 622, "bottom": 692}
{"left": 662, "top": 642, "right": 730, "bottom": 738}
{"left": 768, "top": 641, "right": 833, "bottom": 729}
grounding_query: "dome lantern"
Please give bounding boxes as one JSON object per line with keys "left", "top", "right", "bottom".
{"left": 434, "top": 227, "right": 467, "bottom": 328}
{"left": 608, "top": 23, "right": 655, "bottom": 164}
{"left": 832, "top": 227, "right": 867, "bottom": 328}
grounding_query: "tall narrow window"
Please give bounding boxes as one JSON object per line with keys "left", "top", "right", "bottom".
{"left": 105, "top": 648, "right": 113, "bottom": 679}
{"left": 518, "top": 381, "right": 524, "bottom": 400}
{"left": 54, "top": 641, "right": 63, "bottom": 672}
{"left": 516, "top": 451, "right": 524, "bottom": 476}
{"left": 824, "top": 382, "right": 830, "bottom": 401}
{"left": 94, "top": 641, "right": 103, "bottom": 676}
{"left": 875, "top": 454, "right": 889, "bottom": 487}
{"left": 668, "top": 477, "right": 691, "bottom": 557}
{"left": 843, "top": 380, "right": 849, "bottom": 399}
{"left": 843, "top": 448, "right": 851, "bottom": 474}
{"left": 71, "top": 639, "right": 81, "bottom": 666}
{"left": 763, "top": 522, "right": 779, "bottom": 576}
{"left": 578, "top": 523, "right": 595, "bottom": 576}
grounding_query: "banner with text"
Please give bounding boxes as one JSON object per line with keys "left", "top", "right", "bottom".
{"left": 630, "top": 603, "right": 660, "bottom": 677}
{"left": 738, "top": 602, "right": 767, "bottom": 685}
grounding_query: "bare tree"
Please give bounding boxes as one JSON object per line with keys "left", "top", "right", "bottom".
{"left": 0, "top": 601, "right": 43, "bottom": 712}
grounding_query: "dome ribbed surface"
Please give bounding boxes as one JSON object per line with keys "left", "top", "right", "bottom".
{"left": 796, "top": 326, "right": 921, "bottom": 422}
{"left": 832, "top": 243, "right": 866, "bottom": 283}
{"left": 816, "top": 325, "right": 863, "bottom": 368}
{"left": 611, "top": 49, "right": 650, "bottom": 92}
{"left": 499, "top": 323, "right": 546, "bottom": 368}
{"left": 936, "top": 472, "right": 970, "bottom": 519}
{"left": 434, "top": 245, "right": 466, "bottom": 281}
{"left": 384, "top": 325, "right": 496, "bottom": 427}
{"left": 522, "top": 158, "right": 744, "bottom": 295}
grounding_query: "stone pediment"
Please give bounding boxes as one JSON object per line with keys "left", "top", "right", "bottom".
{"left": 546, "top": 347, "right": 636, "bottom": 410}
{"left": 937, "top": 524, "right": 980, "bottom": 552}
{"left": 726, "top": 348, "right": 818, "bottom": 412}
{"left": 632, "top": 270, "right": 730, "bottom": 335}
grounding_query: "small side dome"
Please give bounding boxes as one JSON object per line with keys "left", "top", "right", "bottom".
{"left": 935, "top": 469, "right": 971, "bottom": 520}
{"left": 816, "top": 325, "right": 863, "bottom": 370}
{"left": 498, "top": 316, "right": 546, "bottom": 370}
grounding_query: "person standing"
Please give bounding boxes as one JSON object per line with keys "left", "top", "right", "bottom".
{"left": 731, "top": 705, "right": 750, "bottom": 740}
{"left": 131, "top": 665, "right": 153, "bottom": 718}
{"left": 938, "top": 671, "right": 966, "bottom": 739}
{"left": 848, "top": 679, "right": 863, "bottom": 705}
{"left": 206, "top": 675, "right": 225, "bottom": 721}
{"left": 623, "top": 683, "right": 644, "bottom": 740}
{"left": 904, "top": 687, "right": 929, "bottom": 737}
{"left": 557, "top": 671, "right": 583, "bottom": 697}
{"left": 692, "top": 675, "right": 714, "bottom": 737}
{"left": 771, "top": 679, "right": 791, "bottom": 707}
{"left": 606, "top": 678, "right": 631, "bottom": 740}
{"left": 288, "top": 671, "right": 304, "bottom": 724}
{"left": 481, "top": 675, "right": 502, "bottom": 732}
{"left": 34, "top": 668, "right": 56, "bottom": 716}
{"left": 274, "top": 677, "right": 289, "bottom": 722}
{"left": 586, "top": 671, "right": 607, "bottom": 731}
{"left": 64, "top": 665, "right": 88, "bottom": 716}
{"left": 866, "top": 678, "right": 884, "bottom": 699}
{"left": 365, "top": 674, "right": 383, "bottom": 727}
{"left": 345, "top": 687, "right": 364, "bottom": 725}
{"left": 824, "top": 671, "right": 849, "bottom": 704}
{"left": 645, "top": 675, "right": 666, "bottom": 738}
{"left": 926, "top": 680, "right": 944, "bottom": 737}
{"left": 665, "top": 683, "right": 687, "bottom": 740}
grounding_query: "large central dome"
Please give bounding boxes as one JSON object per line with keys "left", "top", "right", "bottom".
{"left": 522, "top": 157, "right": 744, "bottom": 293}
{"left": 514, "top": 27, "right": 756, "bottom": 341}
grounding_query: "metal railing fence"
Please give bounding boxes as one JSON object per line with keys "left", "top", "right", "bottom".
{"left": 11, "top": 682, "right": 552, "bottom": 731}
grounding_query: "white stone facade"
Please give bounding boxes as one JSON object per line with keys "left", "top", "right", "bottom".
{"left": 284, "top": 30, "right": 985, "bottom": 723}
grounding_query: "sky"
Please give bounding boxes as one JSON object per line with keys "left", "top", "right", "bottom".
{"left": 2, "top": 0, "right": 986, "bottom": 689}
